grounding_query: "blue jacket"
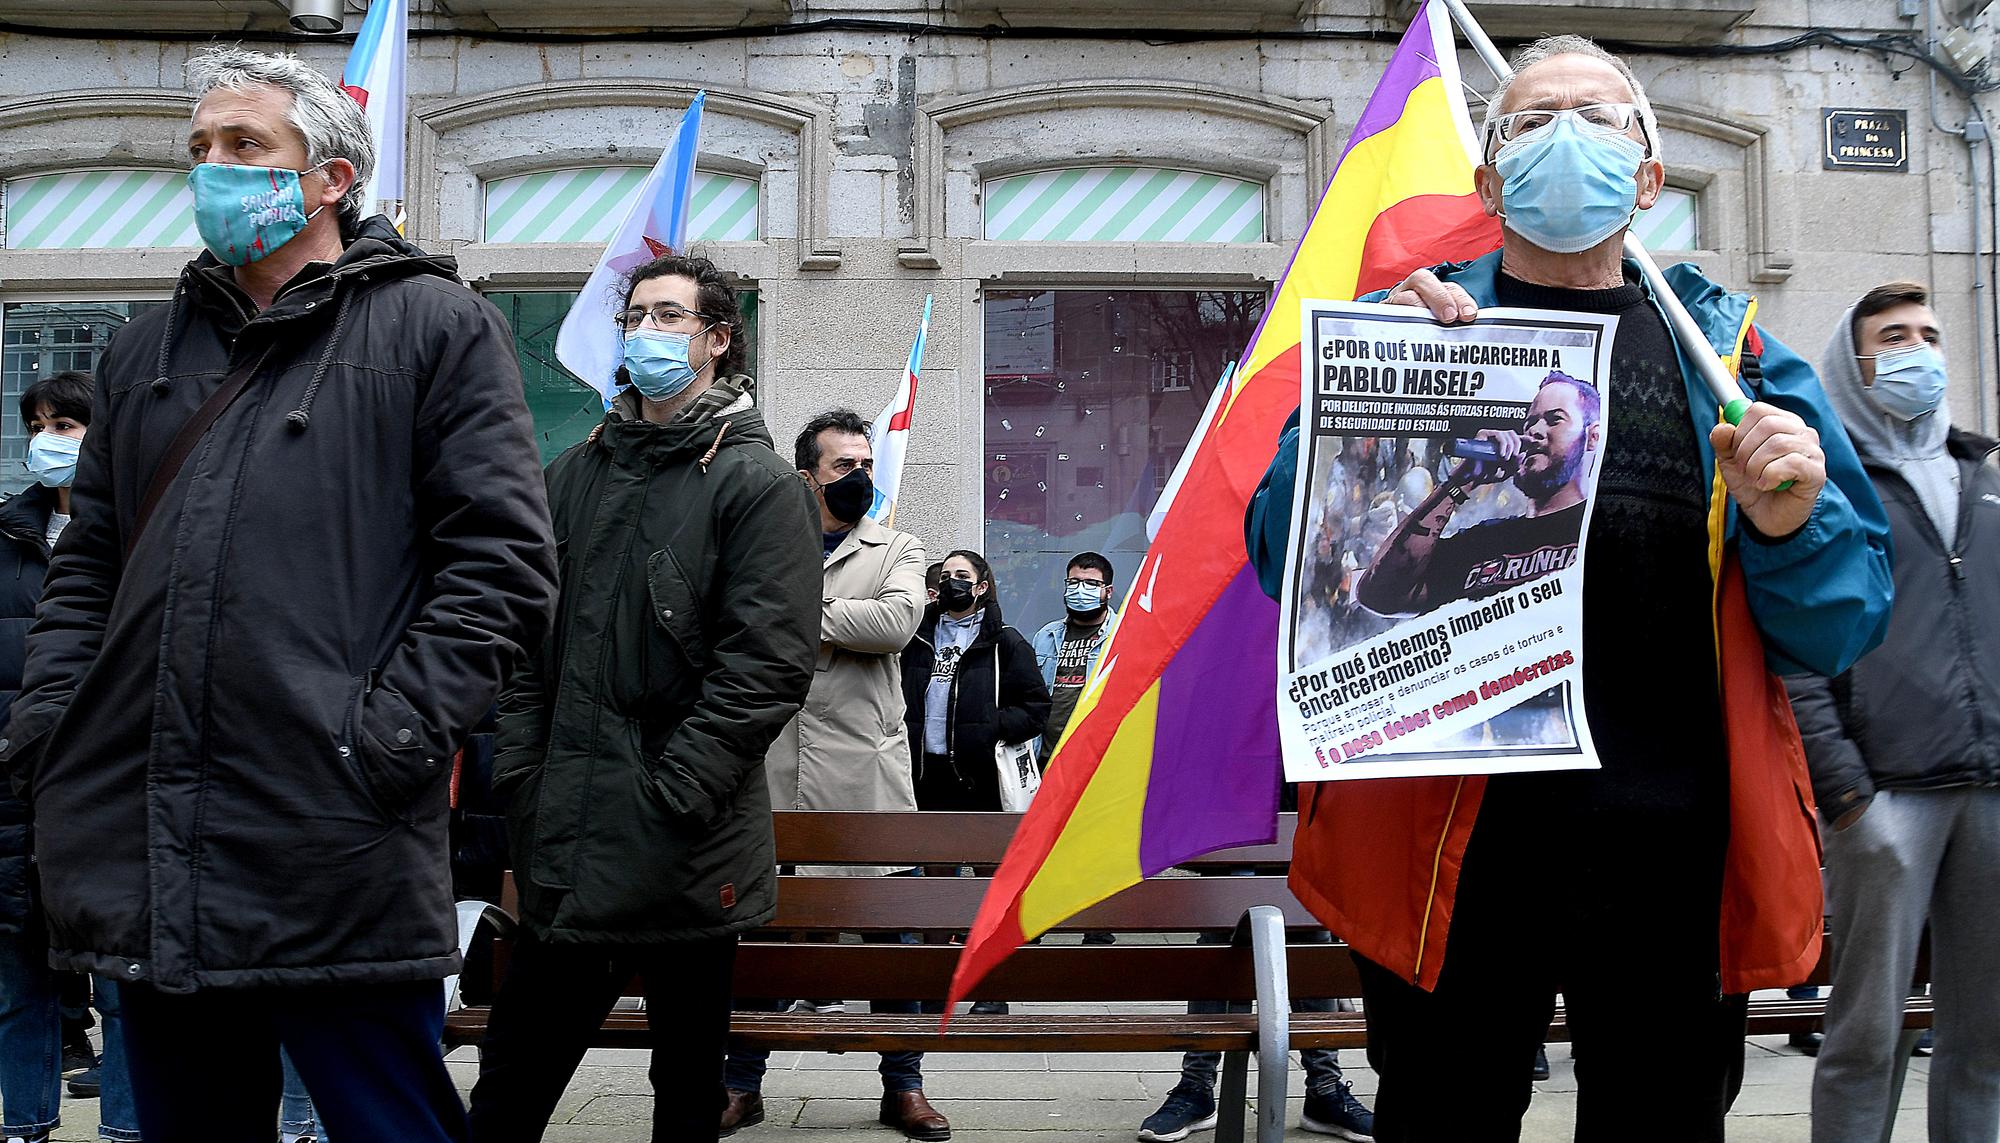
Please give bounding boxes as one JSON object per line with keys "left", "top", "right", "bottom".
{"left": 1031, "top": 610, "right": 1118, "bottom": 691}
{"left": 1245, "top": 251, "right": 1893, "bottom": 678}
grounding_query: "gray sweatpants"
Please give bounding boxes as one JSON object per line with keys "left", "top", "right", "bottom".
{"left": 1812, "top": 786, "right": 2000, "bottom": 1143}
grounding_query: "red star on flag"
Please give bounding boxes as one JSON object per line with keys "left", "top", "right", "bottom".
{"left": 642, "top": 235, "right": 673, "bottom": 258}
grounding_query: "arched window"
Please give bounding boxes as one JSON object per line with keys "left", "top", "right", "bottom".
{"left": 481, "top": 167, "right": 760, "bottom": 244}
{"left": 982, "top": 166, "right": 1265, "bottom": 244}
{"left": 3, "top": 170, "right": 196, "bottom": 249}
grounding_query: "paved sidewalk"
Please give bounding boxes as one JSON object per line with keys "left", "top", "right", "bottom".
{"left": 425, "top": 1031, "right": 1929, "bottom": 1142}
{"left": 47, "top": 1002, "right": 1934, "bottom": 1140}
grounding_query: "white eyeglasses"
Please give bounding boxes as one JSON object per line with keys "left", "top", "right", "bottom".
{"left": 1487, "top": 102, "right": 1642, "bottom": 147}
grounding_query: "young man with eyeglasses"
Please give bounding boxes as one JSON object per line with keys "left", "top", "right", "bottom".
{"left": 468, "top": 254, "right": 821, "bottom": 1143}
{"left": 1030, "top": 552, "right": 1118, "bottom": 760}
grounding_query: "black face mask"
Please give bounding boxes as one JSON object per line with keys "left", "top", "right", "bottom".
{"left": 821, "top": 468, "right": 874, "bottom": 526}
{"left": 937, "top": 578, "right": 978, "bottom": 612}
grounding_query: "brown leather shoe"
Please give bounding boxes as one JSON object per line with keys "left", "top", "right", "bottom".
{"left": 720, "top": 1088, "right": 765, "bottom": 1137}
{"left": 879, "top": 1089, "right": 952, "bottom": 1140}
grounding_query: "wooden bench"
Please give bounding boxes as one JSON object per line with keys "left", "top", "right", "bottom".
{"left": 442, "top": 810, "right": 1932, "bottom": 1143}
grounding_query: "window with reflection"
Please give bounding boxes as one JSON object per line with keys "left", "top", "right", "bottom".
{"left": 983, "top": 288, "right": 1267, "bottom": 627}
{"left": 1, "top": 300, "right": 163, "bottom": 495}
{"left": 486, "top": 290, "right": 761, "bottom": 465}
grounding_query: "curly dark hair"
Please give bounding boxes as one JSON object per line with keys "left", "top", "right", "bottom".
{"left": 622, "top": 253, "right": 748, "bottom": 379}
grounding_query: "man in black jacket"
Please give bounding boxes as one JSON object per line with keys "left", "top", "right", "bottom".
{"left": 0, "top": 47, "right": 557, "bottom": 1143}
{"left": 1790, "top": 280, "right": 2000, "bottom": 1143}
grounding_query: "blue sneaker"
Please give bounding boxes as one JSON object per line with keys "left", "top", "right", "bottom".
{"left": 1138, "top": 1081, "right": 1218, "bottom": 1141}
{"left": 1302, "top": 1078, "right": 1375, "bottom": 1141}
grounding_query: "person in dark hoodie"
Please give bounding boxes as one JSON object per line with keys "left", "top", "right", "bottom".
{"left": 1789, "top": 281, "right": 2000, "bottom": 1143}
{"left": 466, "top": 253, "right": 821, "bottom": 1143}
{"left": 0, "top": 47, "right": 558, "bottom": 1143}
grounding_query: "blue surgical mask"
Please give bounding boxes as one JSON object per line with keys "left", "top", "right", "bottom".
{"left": 187, "top": 162, "right": 328, "bottom": 267}
{"left": 1865, "top": 344, "right": 1950, "bottom": 421}
{"left": 27, "top": 432, "right": 81, "bottom": 489}
{"left": 1493, "top": 117, "right": 1646, "bottom": 255}
{"left": 621, "top": 327, "right": 708, "bottom": 402}
{"left": 1064, "top": 582, "right": 1106, "bottom": 614}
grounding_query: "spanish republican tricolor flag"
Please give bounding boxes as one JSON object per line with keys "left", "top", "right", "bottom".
{"left": 945, "top": 0, "right": 1502, "bottom": 1014}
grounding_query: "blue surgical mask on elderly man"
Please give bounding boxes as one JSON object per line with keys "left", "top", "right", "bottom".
{"left": 1864, "top": 344, "right": 1950, "bottom": 421}
{"left": 1494, "top": 116, "right": 1646, "bottom": 255}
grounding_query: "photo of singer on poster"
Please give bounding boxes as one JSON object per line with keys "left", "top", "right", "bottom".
{"left": 1278, "top": 299, "right": 1618, "bottom": 782}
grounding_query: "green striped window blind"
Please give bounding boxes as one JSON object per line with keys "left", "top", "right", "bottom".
{"left": 483, "top": 167, "right": 759, "bottom": 244}
{"left": 1631, "top": 187, "right": 1698, "bottom": 251}
{"left": 2, "top": 170, "right": 199, "bottom": 250}
{"left": 983, "top": 167, "right": 1264, "bottom": 243}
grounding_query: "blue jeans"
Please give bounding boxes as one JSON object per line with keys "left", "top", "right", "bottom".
{"left": 1179, "top": 929, "right": 1346, "bottom": 1096}
{"left": 87, "top": 977, "right": 141, "bottom": 1142}
{"left": 280, "top": 1046, "right": 327, "bottom": 1140}
{"left": 122, "top": 980, "right": 464, "bottom": 1143}
{"left": 0, "top": 922, "right": 60, "bottom": 1138}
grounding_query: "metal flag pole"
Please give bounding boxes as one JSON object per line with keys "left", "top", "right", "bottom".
{"left": 1435, "top": 0, "right": 1759, "bottom": 427}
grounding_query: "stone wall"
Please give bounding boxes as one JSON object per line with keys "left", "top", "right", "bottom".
{"left": 0, "top": 5, "right": 1992, "bottom": 558}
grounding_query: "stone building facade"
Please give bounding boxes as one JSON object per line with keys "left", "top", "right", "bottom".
{"left": 0, "top": 0, "right": 1990, "bottom": 619}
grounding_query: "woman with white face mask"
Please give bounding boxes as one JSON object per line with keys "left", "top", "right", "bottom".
{"left": 0, "top": 371, "right": 139, "bottom": 1143}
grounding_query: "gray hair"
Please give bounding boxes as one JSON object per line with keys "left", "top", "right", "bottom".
{"left": 186, "top": 45, "right": 377, "bottom": 227}
{"left": 1480, "top": 35, "right": 1662, "bottom": 163}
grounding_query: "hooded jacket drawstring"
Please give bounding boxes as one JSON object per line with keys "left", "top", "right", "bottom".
{"left": 150, "top": 283, "right": 188, "bottom": 396}
{"left": 286, "top": 285, "right": 356, "bottom": 432}
{"left": 699, "top": 420, "right": 731, "bottom": 472}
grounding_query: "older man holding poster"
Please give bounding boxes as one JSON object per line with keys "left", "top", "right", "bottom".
{"left": 1248, "top": 33, "right": 1892, "bottom": 1143}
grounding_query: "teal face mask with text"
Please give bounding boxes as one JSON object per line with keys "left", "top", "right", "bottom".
{"left": 187, "top": 161, "right": 327, "bottom": 266}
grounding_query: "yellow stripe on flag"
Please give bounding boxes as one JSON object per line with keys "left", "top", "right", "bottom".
{"left": 1234, "top": 76, "right": 1483, "bottom": 386}
{"left": 1017, "top": 682, "right": 1162, "bottom": 936}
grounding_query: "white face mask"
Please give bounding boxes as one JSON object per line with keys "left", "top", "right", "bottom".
{"left": 27, "top": 432, "right": 82, "bottom": 488}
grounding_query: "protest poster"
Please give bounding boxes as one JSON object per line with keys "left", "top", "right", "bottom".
{"left": 1277, "top": 299, "right": 1618, "bottom": 782}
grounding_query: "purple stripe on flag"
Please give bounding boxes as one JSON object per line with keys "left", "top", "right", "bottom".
{"left": 1138, "top": 565, "right": 1284, "bottom": 877}
{"left": 1342, "top": 6, "right": 1445, "bottom": 157}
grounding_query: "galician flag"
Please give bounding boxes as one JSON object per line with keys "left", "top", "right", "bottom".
{"left": 868, "top": 294, "right": 933, "bottom": 524}
{"left": 944, "top": 0, "right": 1502, "bottom": 1015}
{"left": 340, "top": 0, "right": 408, "bottom": 226}
{"left": 555, "top": 92, "right": 707, "bottom": 403}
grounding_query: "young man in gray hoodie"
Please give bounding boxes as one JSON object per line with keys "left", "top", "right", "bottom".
{"left": 1788, "top": 280, "right": 2000, "bottom": 1143}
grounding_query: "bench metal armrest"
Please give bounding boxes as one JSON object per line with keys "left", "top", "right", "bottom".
{"left": 445, "top": 899, "right": 517, "bottom": 1013}
{"left": 1217, "top": 904, "right": 1291, "bottom": 1143}
{"left": 1247, "top": 904, "right": 1290, "bottom": 1143}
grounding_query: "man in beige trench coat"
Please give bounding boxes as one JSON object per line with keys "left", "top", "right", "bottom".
{"left": 722, "top": 408, "right": 949, "bottom": 1142}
